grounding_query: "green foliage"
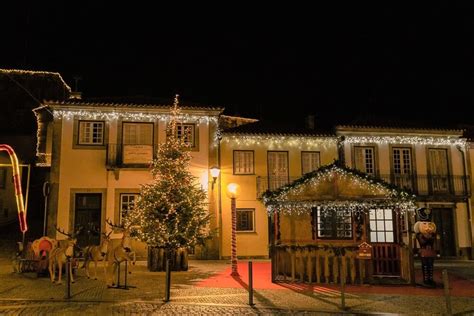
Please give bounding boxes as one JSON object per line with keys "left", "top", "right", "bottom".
{"left": 124, "top": 98, "right": 210, "bottom": 249}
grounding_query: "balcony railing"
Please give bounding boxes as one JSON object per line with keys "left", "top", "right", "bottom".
{"left": 378, "top": 174, "right": 470, "bottom": 197}
{"left": 106, "top": 143, "right": 157, "bottom": 168}
{"left": 256, "top": 174, "right": 471, "bottom": 198}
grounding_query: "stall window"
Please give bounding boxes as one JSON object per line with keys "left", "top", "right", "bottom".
{"left": 315, "top": 208, "right": 352, "bottom": 239}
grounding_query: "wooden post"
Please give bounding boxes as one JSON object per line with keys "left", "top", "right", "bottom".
{"left": 407, "top": 212, "right": 415, "bottom": 285}
{"left": 340, "top": 257, "right": 346, "bottom": 310}
{"left": 290, "top": 249, "right": 296, "bottom": 282}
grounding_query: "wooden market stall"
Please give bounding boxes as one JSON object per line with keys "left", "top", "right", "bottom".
{"left": 261, "top": 163, "right": 417, "bottom": 284}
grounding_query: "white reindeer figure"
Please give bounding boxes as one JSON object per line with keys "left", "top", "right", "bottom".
{"left": 49, "top": 227, "right": 77, "bottom": 284}
{"left": 105, "top": 219, "right": 136, "bottom": 287}
{"left": 82, "top": 230, "right": 112, "bottom": 280}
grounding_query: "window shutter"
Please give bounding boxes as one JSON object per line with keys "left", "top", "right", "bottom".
{"left": 354, "top": 147, "right": 364, "bottom": 172}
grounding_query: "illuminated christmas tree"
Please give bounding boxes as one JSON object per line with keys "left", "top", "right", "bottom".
{"left": 125, "top": 95, "right": 210, "bottom": 271}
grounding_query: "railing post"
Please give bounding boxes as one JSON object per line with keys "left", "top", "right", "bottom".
{"left": 164, "top": 259, "right": 171, "bottom": 302}
{"left": 124, "top": 260, "right": 128, "bottom": 290}
{"left": 65, "top": 257, "right": 71, "bottom": 299}
{"left": 248, "top": 261, "right": 254, "bottom": 306}
{"left": 117, "top": 260, "right": 121, "bottom": 288}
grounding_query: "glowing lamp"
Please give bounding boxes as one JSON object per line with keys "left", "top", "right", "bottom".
{"left": 210, "top": 166, "right": 220, "bottom": 189}
{"left": 226, "top": 183, "right": 240, "bottom": 199}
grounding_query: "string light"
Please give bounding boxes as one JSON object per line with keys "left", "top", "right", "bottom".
{"left": 52, "top": 109, "right": 219, "bottom": 124}
{"left": 0, "top": 68, "right": 72, "bottom": 92}
{"left": 222, "top": 135, "right": 338, "bottom": 149}
{"left": 261, "top": 163, "right": 416, "bottom": 215}
{"left": 343, "top": 135, "right": 466, "bottom": 147}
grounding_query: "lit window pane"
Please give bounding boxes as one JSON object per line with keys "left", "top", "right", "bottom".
{"left": 377, "top": 232, "right": 385, "bottom": 242}
{"left": 385, "top": 221, "right": 393, "bottom": 231}
{"left": 370, "top": 220, "right": 376, "bottom": 230}
{"left": 377, "top": 221, "right": 385, "bottom": 231}
{"left": 369, "top": 209, "right": 376, "bottom": 219}
{"left": 376, "top": 209, "right": 384, "bottom": 218}
{"left": 386, "top": 233, "right": 394, "bottom": 242}
{"left": 385, "top": 210, "right": 392, "bottom": 219}
{"left": 370, "top": 232, "right": 377, "bottom": 242}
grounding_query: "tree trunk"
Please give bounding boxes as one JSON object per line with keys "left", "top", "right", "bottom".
{"left": 147, "top": 247, "right": 189, "bottom": 271}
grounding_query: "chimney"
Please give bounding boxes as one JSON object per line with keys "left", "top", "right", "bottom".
{"left": 69, "top": 91, "right": 82, "bottom": 100}
{"left": 69, "top": 75, "right": 82, "bottom": 100}
{"left": 305, "top": 114, "right": 316, "bottom": 130}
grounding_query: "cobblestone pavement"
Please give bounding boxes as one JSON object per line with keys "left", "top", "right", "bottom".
{"left": 0, "top": 257, "right": 473, "bottom": 315}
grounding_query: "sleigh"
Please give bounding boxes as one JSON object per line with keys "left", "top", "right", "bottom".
{"left": 15, "top": 236, "right": 58, "bottom": 276}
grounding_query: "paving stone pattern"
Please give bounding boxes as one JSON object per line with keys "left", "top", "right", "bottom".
{"left": 0, "top": 258, "right": 473, "bottom": 315}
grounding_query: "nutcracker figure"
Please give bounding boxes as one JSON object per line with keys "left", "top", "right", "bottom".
{"left": 414, "top": 207, "right": 439, "bottom": 287}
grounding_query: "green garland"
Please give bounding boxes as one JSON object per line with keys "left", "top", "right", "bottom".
{"left": 260, "top": 160, "right": 416, "bottom": 214}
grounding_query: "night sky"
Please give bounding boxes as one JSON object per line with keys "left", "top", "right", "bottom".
{"left": 4, "top": 3, "right": 474, "bottom": 126}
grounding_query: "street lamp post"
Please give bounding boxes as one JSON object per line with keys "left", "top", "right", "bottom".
{"left": 226, "top": 183, "right": 240, "bottom": 276}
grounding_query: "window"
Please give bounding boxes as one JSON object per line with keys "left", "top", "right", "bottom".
{"left": 268, "top": 151, "right": 289, "bottom": 190}
{"left": 354, "top": 146, "right": 375, "bottom": 175}
{"left": 301, "top": 151, "right": 320, "bottom": 174}
{"left": 122, "top": 122, "right": 154, "bottom": 164}
{"left": 0, "top": 168, "right": 6, "bottom": 189}
{"left": 120, "top": 193, "right": 138, "bottom": 224}
{"left": 392, "top": 148, "right": 413, "bottom": 190}
{"left": 315, "top": 207, "right": 352, "bottom": 239}
{"left": 234, "top": 151, "right": 254, "bottom": 175}
{"left": 236, "top": 208, "right": 255, "bottom": 232}
{"left": 369, "top": 209, "right": 394, "bottom": 242}
{"left": 393, "top": 148, "right": 412, "bottom": 175}
{"left": 78, "top": 121, "right": 104, "bottom": 145}
{"left": 123, "top": 122, "right": 153, "bottom": 145}
{"left": 428, "top": 148, "right": 449, "bottom": 192}
{"left": 176, "top": 124, "right": 195, "bottom": 147}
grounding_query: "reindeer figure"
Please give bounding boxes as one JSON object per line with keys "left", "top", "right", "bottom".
{"left": 105, "top": 219, "right": 136, "bottom": 287}
{"left": 48, "top": 227, "right": 77, "bottom": 284}
{"left": 82, "top": 230, "right": 112, "bottom": 280}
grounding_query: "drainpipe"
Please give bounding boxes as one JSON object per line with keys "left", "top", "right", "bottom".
{"left": 217, "top": 132, "right": 223, "bottom": 260}
{"left": 338, "top": 136, "right": 346, "bottom": 166}
{"left": 457, "top": 145, "right": 473, "bottom": 259}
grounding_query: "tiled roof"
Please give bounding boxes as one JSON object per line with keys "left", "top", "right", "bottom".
{"left": 334, "top": 114, "right": 466, "bottom": 134}
{"left": 44, "top": 96, "right": 224, "bottom": 112}
{"left": 222, "top": 120, "right": 336, "bottom": 137}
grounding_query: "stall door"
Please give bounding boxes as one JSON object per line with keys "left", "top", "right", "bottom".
{"left": 74, "top": 193, "right": 102, "bottom": 248}
{"left": 369, "top": 209, "right": 401, "bottom": 276}
{"left": 432, "top": 208, "right": 456, "bottom": 257}
{"left": 268, "top": 152, "right": 289, "bottom": 191}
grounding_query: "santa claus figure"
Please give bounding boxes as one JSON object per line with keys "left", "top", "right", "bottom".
{"left": 414, "top": 207, "right": 438, "bottom": 287}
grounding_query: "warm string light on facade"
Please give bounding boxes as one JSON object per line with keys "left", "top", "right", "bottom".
{"left": 222, "top": 135, "right": 338, "bottom": 149}
{"left": 262, "top": 164, "right": 416, "bottom": 215}
{"left": 0, "top": 68, "right": 72, "bottom": 92}
{"left": 265, "top": 201, "right": 416, "bottom": 216}
{"left": 343, "top": 135, "right": 467, "bottom": 147}
{"left": 52, "top": 109, "right": 219, "bottom": 124}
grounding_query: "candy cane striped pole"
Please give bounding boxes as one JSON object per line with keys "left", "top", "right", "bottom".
{"left": 230, "top": 197, "right": 239, "bottom": 276}
{"left": 0, "top": 144, "right": 27, "bottom": 233}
